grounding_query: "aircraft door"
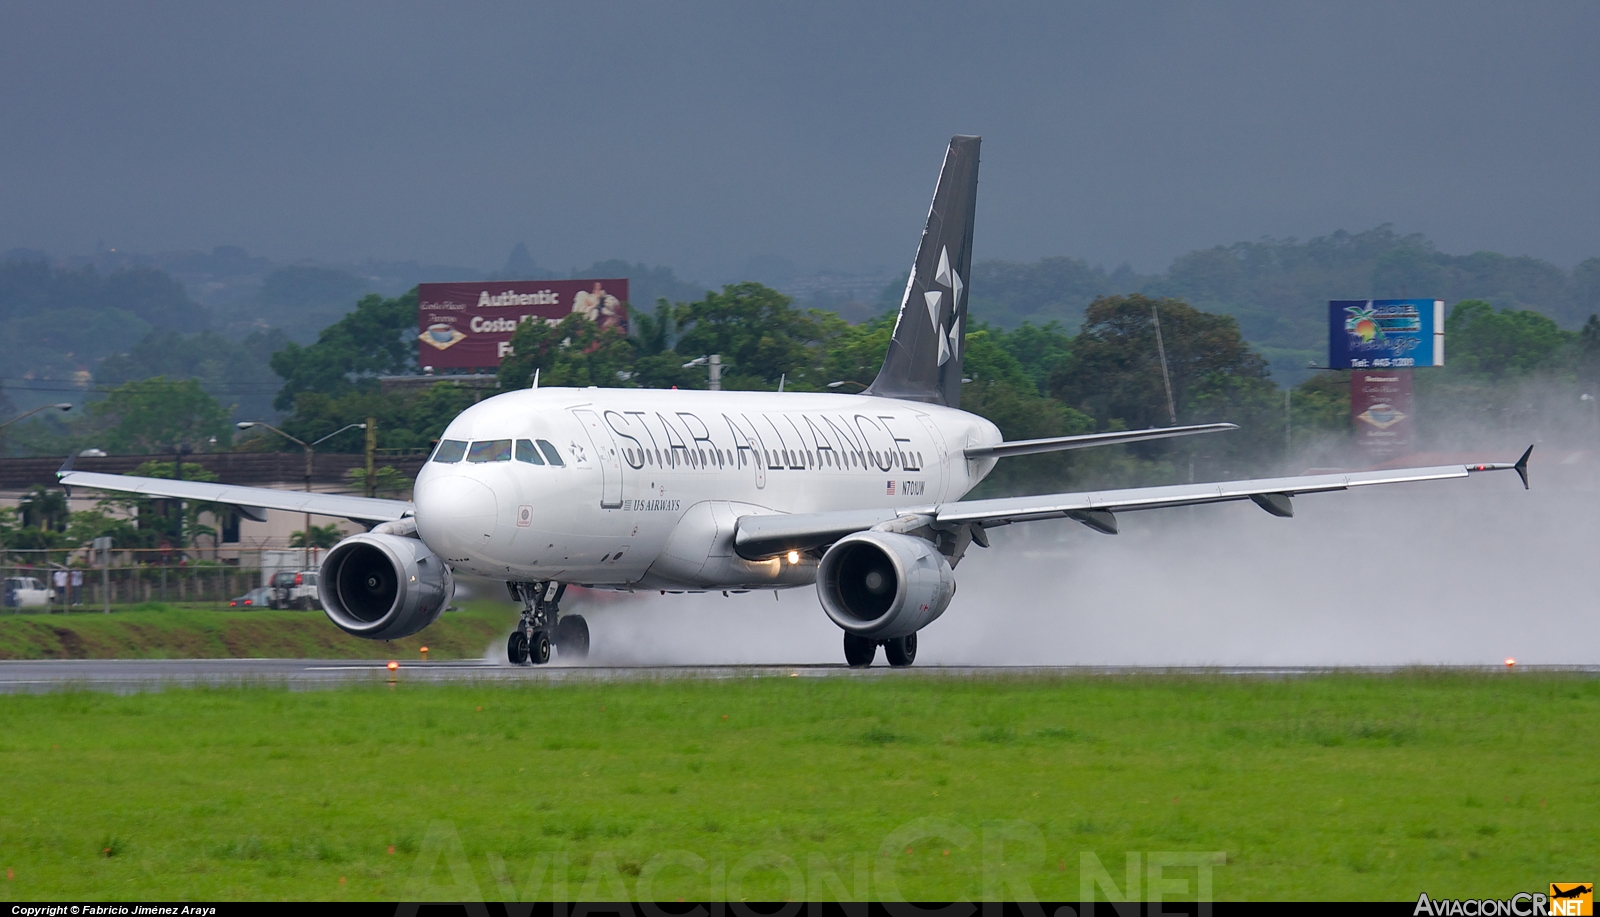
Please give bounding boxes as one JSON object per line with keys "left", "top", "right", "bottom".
{"left": 729, "top": 417, "right": 765, "bottom": 489}
{"left": 916, "top": 413, "right": 949, "bottom": 500}
{"left": 572, "top": 409, "right": 624, "bottom": 508}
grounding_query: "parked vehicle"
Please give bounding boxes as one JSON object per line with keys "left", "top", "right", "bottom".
{"left": 228, "top": 586, "right": 273, "bottom": 609}
{"left": 268, "top": 570, "right": 321, "bottom": 610}
{"left": 2, "top": 576, "right": 55, "bottom": 609}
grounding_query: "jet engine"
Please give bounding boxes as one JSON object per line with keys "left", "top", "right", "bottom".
{"left": 816, "top": 531, "right": 955, "bottom": 639}
{"left": 319, "top": 532, "right": 454, "bottom": 640}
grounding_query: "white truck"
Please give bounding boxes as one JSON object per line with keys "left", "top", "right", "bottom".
{"left": 2, "top": 576, "right": 55, "bottom": 609}
{"left": 267, "top": 570, "right": 322, "bottom": 610}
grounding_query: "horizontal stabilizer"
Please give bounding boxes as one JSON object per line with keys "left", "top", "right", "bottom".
{"left": 964, "top": 423, "right": 1237, "bottom": 460}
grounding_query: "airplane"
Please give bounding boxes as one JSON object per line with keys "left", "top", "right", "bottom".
{"left": 56, "top": 135, "right": 1533, "bottom": 667}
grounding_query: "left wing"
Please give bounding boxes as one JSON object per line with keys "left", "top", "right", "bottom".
{"left": 58, "top": 470, "right": 413, "bottom": 524}
{"left": 734, "top": 447, "right": 1531, "bottom": 559}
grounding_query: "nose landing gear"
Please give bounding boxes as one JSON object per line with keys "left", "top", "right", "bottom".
{"left": 508, "top": 581, "right": 562, "bottom": 665}
{"left": 507, "top": 581, "right": 585, "bottom": 665}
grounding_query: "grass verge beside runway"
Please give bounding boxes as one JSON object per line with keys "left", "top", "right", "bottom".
{"left": 0, "top": 600, "right": 516, "bottom": 660}
{"left": 1, "top": 672, "right": 1595, "bottom": 900}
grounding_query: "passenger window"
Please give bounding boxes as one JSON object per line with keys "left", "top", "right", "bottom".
{"left": 433, "top": 440, "right": 468, "bottom": 463}
{"left": 537, "top": 439, "right": 565, "bottom": 466}
{"left": 515, "top": 439, "right": 545, "bottom": 465}
{"left": 467, "top": 440, "right": 512, "bottom": 463}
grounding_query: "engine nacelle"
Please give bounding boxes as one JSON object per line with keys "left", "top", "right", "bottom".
{"left": 319, "top": 533, "right": 454, "bottom": 640}
{"left": 816, "top": 531, "right": 955, "bottom": 639}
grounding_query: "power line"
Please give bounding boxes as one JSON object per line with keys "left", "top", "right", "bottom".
{"left": 1, "top": 379, "right": 287, "bottom": 392}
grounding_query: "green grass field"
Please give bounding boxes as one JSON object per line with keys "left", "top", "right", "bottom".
{"left": 1, "top": 672, "right": 1595, "bottom": 901}
{"left": 0, "top": 600, "right": 517, "bottom": 660}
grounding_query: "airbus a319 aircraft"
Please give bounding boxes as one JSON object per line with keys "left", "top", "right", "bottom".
{"left": 59, "top": 136, "right": 1532, "bottom": 667}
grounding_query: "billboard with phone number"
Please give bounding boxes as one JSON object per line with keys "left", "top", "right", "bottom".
{"left": 417, "top": 279, "right": 629, "bottom": 371}
{"left": 1329, "top": 299, "right": 1444, "bottom": 369}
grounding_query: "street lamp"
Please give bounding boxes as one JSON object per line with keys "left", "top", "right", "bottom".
{"left": 683, "top": 354, "right": 724, "bottom": 391}
{"left": 0, "top": 403, "right": 71, "bottom": 456}
{"left": 236, "top": 421, "right": 366, "bottom": 564}
{"left": 0, "top": 403, "right": 72, "bottom": 430}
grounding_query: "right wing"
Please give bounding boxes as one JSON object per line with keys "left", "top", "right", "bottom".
{"left": 58, "top": 470, "right": 413, "bottom": 524}
{"left": 734, "top": 448, "right": 1531, "bottom": 559}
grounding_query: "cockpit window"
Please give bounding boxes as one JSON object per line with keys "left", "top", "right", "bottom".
{"left": 467, "top": 440, "right": 513, "bottom": 463}
{"left": 537, "top": 439, "right": 565, "bottom": 466}
{"left": 432, "top": 440, "right": 468, "bottom": 463}
{"left": 515, "top": 439, "right": 545, "bottom": 465}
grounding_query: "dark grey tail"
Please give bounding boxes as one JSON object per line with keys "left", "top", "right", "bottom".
{"left": 864, "top": 135, "right": 980, "bottom": 407}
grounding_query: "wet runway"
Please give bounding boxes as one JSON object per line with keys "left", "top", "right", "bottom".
{"left": 1, "top": 657, "right": 1597, "bottom": 693}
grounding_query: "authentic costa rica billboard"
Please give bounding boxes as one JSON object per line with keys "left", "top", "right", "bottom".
{"left": 1328, "top": 298, "right": 1444, "bottom": 369}
{"left": 417, "top": 279, "right": 629, "bottom": 371}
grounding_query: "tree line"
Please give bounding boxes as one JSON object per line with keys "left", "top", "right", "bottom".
{"left": 8, "top": 249, "right": 1600, "bottom": 555}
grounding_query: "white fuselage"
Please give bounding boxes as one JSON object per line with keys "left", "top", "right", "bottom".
{"left": 411, "top": 387, "right": 1001, "bottom": 590}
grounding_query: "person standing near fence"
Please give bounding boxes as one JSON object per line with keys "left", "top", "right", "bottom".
{"left": 70, "top": 569, "right": 83, "bottom": 606}
{"left": 52, "top": 569, "right": 68, "bottom": 612}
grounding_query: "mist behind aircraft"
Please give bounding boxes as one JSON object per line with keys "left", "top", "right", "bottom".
{"left": 566, "top": 472, "right": 1595, "bottom": 668}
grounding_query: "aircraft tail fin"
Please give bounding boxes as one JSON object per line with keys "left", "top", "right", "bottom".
{"left": 865, "top": 135, "right": 980, "bottom": 407}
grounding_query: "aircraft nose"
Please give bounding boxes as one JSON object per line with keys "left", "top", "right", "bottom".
{"left": 415, "top": 475, "right": 497, "bottom": 557}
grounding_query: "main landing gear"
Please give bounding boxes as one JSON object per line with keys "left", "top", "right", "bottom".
{"left": 507, "top": 582, "right": 590, "bottom": 666}
{"left": 843, "top": 632, "right": 917, "bottom": 669}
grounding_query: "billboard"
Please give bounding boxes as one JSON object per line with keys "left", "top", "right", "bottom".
{"left": 1328, "top": 299, "right": 1444, "bottom": 369}
{"left": 417, "top": 279, "right": 629, "bottom": 371}
{"left": 1351, "top": 369, "right": 1413, "bottom": 460}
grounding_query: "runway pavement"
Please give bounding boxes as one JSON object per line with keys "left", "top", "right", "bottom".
{"left": 1, "top": 657, "right": 1597, "bottom": 693}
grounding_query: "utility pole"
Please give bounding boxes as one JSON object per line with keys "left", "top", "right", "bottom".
{"left": 682, "top": 354, "right": 724, "bottom": 391}
{"left": 1151, "top": 305, "right": 1177, "bottom": 426}
{"left": 94, "top": 536, "right": 111, "bottom": 613}
{"left": 364, "top": 417, "right": 378, "bottom": 498}
{"left": 173, "top": 443, "right": 191, "bottom": 560}
{"left": 1285, "top": 387, "right": 1292, "bottom": 474}
{"left": 237, "top": 421, "right": 365, "bottom": 568}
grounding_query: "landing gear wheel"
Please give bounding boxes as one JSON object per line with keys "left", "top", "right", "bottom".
{"left": 843, "top": 633, "right": 877, "bottom": 668}
{"left": 556, "top": 615, "right": 590, "bottom": 661}
{"left": 530, "top": 630, "right": 552, "bottom": 665}
{"left": 884, "top": 633, "right": 917, "bottom": 668}
{"left": 508, "top": 631, "right": 529, "bottom": 665}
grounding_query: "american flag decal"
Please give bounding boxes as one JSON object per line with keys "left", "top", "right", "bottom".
{"left": 886, "top": 480, "right": 896, "bottom": 495}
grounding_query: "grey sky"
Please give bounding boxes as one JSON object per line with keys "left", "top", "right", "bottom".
{"left": 3, "top": 2, "right": 1597, "bottom": 281}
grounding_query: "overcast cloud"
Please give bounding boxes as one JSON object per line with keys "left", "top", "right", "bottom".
{"left": 2, "top": 2, "right": 1597, "bottom": 280}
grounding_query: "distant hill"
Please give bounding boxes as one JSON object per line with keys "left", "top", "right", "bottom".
{"left": 6, "top": 227, "right": 1597, "bottom": 413}
{"left": 964, "top": 226, "right": 1600, "bottom": 384}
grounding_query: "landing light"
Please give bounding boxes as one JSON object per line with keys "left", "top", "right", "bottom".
{"left": 786, "top": 550, "right": 800, "bottom": 565}
{"left": 387, "top": 660, "right": 399, "bottom": 671}
{"left": 1504, "top": 657, "right": 1516, "bottom": 669}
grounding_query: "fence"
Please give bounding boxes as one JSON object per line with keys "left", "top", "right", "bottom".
{"left": 1, "top": 562, "right": 272, "bottom": 611}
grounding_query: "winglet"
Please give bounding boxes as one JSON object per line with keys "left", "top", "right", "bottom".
{"left": 56, "top": 452, "right": 75, "bottom": 497}
{"left": 1465, "top": 445, "right": 1533, "bottom": 490}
